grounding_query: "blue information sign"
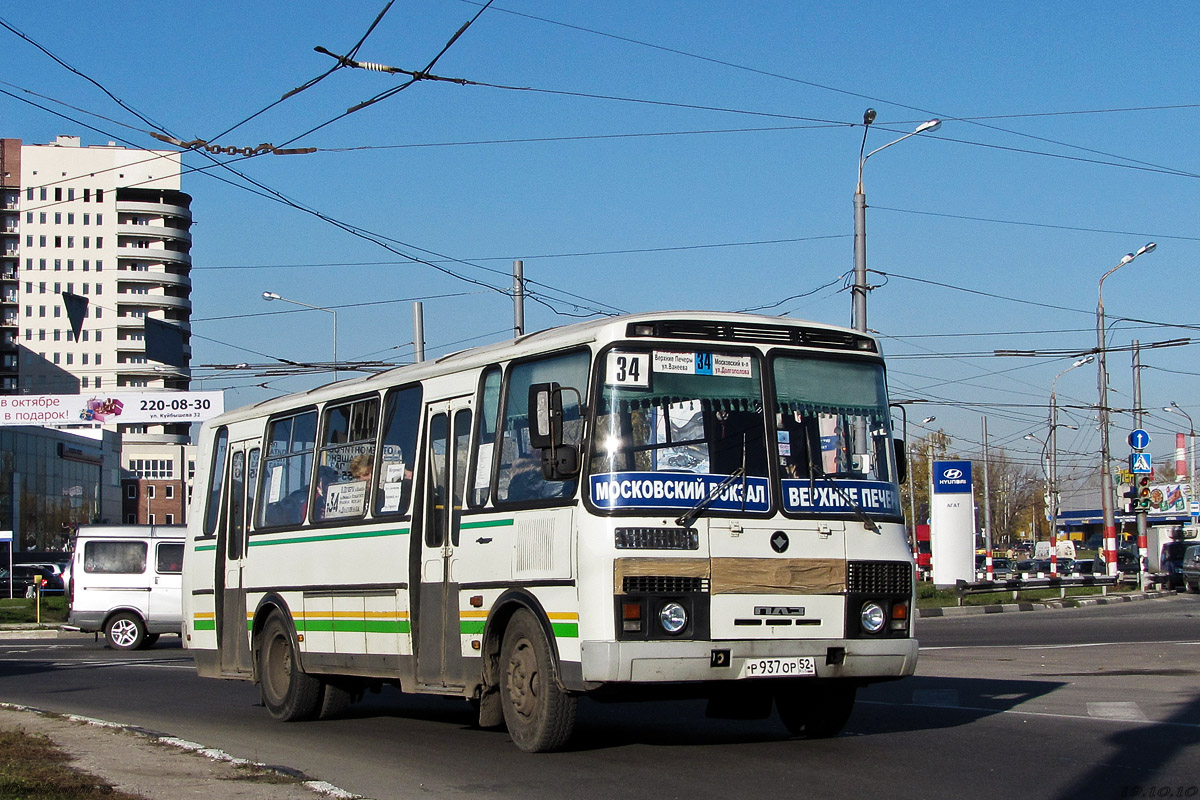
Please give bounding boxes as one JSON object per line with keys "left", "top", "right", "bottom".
{"left": 1130, "top": 452, "right": 1152, "bottom": 474}
{"left": 1129, "top": 429, "right": 1151, "bottom": 451}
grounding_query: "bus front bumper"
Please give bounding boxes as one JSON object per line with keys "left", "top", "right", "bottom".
{"left": 577, "top": 637, "right": 918, "bottom": 685}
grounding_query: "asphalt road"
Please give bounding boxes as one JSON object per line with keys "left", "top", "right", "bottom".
{"left": 1, "top": 596, "right": 1197, "bottom": 800}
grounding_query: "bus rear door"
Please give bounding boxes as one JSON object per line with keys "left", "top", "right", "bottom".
{"left": 416, "top": 398, "right": 472, "bottom": 689}
{"left": 215, "top": 440, "right": 258, "bottom": 676}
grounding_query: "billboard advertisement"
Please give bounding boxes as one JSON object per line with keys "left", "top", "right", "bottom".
{"left": 0, "top": 392, "right": 224, "bottom": 427}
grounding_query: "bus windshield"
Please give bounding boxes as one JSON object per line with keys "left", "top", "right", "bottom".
{"left": 772, "top": 355, "right": 901, "bottom": 518}
{"left": 588, "top": 349, "right": 770, "bottom": 514}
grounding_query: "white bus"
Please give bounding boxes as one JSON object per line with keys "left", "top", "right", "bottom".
{"left": 182, "top": 311, "right": 917, "bottom": 752}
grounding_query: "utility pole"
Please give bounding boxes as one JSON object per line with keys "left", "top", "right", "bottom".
{"left": 1133, "top": 340, "right": 1147, "bottom": 588}
{"left": 412, "top": 302, "right": 425, "bottom": 363}
{"left": 513, "top": 260, "right": 525, "bottom": 337}
{"left": 982, "top": 417, "right": 993, "bottom": 578}
{"left": 1049, "top": 390, "right": 1059, "bottom": 570}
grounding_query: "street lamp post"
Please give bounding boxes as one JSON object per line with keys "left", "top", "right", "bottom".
{"left": 1164, "top": 401, "right": 1195, "bottom": 514}
{"left": 263, "top": 291, "right": 339, "bottom": 381}
{"left": 1096, "top": 243, "right": 1156, "bottom": 577}
{"left": 1040, "top": 356, "right": 1095, "bottom": 574}
{"left": 853, "top": 110, "right": 941, "bottom": 332}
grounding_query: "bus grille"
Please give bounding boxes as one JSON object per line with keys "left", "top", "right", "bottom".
{"left": 846, "top": 561, "right": 912, "bottom": 595}
{"left": 615, "top": 527, "right": 699, "bottom": 550}
{"left": 623, "top": 575, "right": 710, "bottom": 594}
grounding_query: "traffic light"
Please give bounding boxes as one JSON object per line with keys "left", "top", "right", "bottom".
{"left": 1121, "top": 483, "right": 1137, "bottom": 513}
{"left": 1135, "top": 476, "right": 1153, "bottom": 511}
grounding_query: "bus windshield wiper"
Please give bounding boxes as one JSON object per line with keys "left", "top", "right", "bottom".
{"left": 675, "top": 468, "right": 746, "bottom": 529}
{"left": 813, "top": 465, "right": 882, "bottom": 535}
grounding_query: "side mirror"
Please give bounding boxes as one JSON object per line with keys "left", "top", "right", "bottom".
{"left": 528, "top": 382, "right": 563, "bottom": 450}
{"left": 528, "top": 382, "right": 581, "bottom": 480}
{"left": 541, "top": 444, "right": 578, "bottom": 480}
{"left": 895, "top": 439, "right": 907, "bottom": 484}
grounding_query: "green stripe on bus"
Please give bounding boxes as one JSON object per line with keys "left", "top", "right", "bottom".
{"left": 193, "top": 619, "right": 215, "bottom": 631}
{"left": 195, "top": 545, "right": 217, "bottom": 552}
{"left": 551, "top": 622, "right": 579, "bottom": 639}
{"left": 295, "top": 619, "right": 412, "bottom": 634}
{"left": 248, "top": 527, "right": 410, "bottom": 547}
{"left": 459, "top": 619, "right": 576, "bottom": 638}
{"left": 460, "top": 518, "right": 514, "bottom": 530}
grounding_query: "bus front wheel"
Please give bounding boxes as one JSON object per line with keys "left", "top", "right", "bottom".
{"left": 258, "top": 613, "right": 320, "bottom": 721}
{"left": 775, "top": 680, "right": 857, "bottom": 738}
{"left": 499, "top": 609, "right": 576, "bottom": 753}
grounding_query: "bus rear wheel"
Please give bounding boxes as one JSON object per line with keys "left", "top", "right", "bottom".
{"left": 775, "top": 680, "right": 856, "bottom": 739}
{"left": 499, "top": 610, "right": 576, "bottom": 753}
{"left": 258, "top": 613, "right": 320, "bottom": 721}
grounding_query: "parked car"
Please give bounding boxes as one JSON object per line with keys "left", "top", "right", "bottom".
{"left": 1, "top": 564, "right": 64, "bottom": 597}
{"left": 991, "top": 558, "right": 1014, "bottom": 578}
{"left": 1180, "top": 545, "right": 1200, "bottom": 593}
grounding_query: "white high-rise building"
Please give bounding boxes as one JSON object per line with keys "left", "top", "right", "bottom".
{"left": 0, "top": 134, "right": 194, "bottom": 446}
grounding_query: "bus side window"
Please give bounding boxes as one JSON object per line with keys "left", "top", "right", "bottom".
{"left": 258, "top": 410, "right": 317, "bottom": 528}
{"left": 469, "top": 366, "right": 501, "bottom": 507}
{"left": 316, "top": 395, "right": 379, "bottom": 521}
{"left": 496, "top": 351, "right": 589, "bottom": 504}
{"left": 202, "top": 428, "right": 228, "bottom": 537}
{"left": 375, "top": 385, "right": 422, "bottom": 516}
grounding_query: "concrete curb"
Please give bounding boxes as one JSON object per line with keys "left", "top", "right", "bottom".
{"left": 0, "top": 702, "right": 365, "bottom": 799}
{"left": 0, "top": 626, "right": 89, "bottom": 640}
{"left": 918, "top": 589, "right": 1173, "bottom": 617}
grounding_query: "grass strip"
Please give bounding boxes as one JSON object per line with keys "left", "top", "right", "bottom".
{"left": 0, "top": 728, "right": 146, "bottom": 800}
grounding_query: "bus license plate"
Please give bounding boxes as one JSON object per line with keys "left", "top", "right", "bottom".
{"left": 738, "top": 657, "right": 816, "bottom": 678}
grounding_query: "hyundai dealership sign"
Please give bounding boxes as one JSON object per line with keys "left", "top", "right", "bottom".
{"left": 931, "top": 460, "right": 976, "bottom": 587}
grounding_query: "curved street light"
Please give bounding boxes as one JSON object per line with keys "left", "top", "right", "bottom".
{"left": 852, "top": 111, "right": 942, "bottom": 333}
{"left": 263, "top": 291, "right": 339, "bottom": 381}
{"left": 1096, "top": 243, "right": 1156, "bottom": 576}
{"left": 1163, "top": 402, "right": 1195, "bottom": 512}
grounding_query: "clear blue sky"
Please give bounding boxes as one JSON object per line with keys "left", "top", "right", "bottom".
{"left": 3, "top": 1, "right": 1198, "bottom": 492}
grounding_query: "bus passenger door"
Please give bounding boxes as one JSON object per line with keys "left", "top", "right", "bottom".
{"left": 416, "top": 399, "right": 472, "bottom": 689}
{"left": 216, "top": 442, "right": 257, "bottom": 676}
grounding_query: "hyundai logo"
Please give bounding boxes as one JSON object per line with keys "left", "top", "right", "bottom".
{"left": 943, "top": 468, "right": 963, "bottom": 480}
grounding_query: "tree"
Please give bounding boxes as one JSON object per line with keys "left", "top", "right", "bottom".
{"left": 973, "top": 444, "right": 1041, "bottom": 550}
{"left": 899, "top": 430, "right": 952, "bottom": 530}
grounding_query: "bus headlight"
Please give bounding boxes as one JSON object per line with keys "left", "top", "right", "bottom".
{"left": 659, "top": 602, "right": 688, "bottom": 634}
{"left": 860, "top": 602, "right": 886, "bottom": 634}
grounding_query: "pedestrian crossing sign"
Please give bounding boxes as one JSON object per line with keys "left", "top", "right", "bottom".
{"left": 1130, "top": 452, "right": 1152, "bottom": 474}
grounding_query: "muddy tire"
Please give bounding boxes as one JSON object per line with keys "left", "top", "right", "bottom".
{"left": 499, "top": 609, "right": 576, "bottom": 752}
{"left": 316, "top": 681, "right": 352, "bottom": 720}
{"left": 257, "top": 613, "right": 320, "bottom": 721}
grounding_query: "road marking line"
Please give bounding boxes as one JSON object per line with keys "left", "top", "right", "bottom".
{"left": 1087, "top": 702, "right": 1148, "bottom": 721}
{"left": 860, "top": 699, "right": 1198, "bottom": 729}
{"left": 921, "top": 640, "right": 1200, "bottom": 651}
